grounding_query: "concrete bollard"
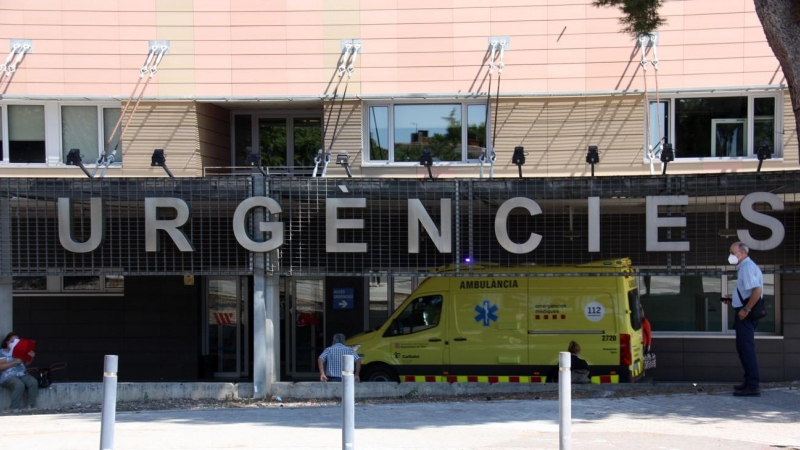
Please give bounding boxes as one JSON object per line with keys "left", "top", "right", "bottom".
{"left": 342, "top": 355, "right": 355, "bottom": 450}
{"left": 558, "top": 351, "right": 571, "bottom": 450}
{"left": 99, "top": 355, "right": 119, "bottom": 450}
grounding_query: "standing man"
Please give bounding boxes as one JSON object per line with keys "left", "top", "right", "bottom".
{"left": 725, "top": 242, "right": 763, "bottom": 397}
{"left": 318, "top": 333, "right": 361, "bottom": 382}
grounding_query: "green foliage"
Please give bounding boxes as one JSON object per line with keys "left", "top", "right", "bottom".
{"left": 592, "top": 0, "right": 666, "bottom": 36}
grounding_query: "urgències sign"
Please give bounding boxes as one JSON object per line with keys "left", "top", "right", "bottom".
{"left": 57, "top": 192, "right": 785, "bottom": 254}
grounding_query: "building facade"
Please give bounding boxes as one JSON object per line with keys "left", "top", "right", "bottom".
{"left": 0, "top": 1, "right": 798, "bottom": 390}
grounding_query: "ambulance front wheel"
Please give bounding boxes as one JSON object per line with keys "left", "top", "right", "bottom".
{"left": 363, "top": 364, "right": 399, "bottom": 382}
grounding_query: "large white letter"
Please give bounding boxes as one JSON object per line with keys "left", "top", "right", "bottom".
{"left": 407, "top": 199, "right": 452, "bottom": 254}
{"left": 233, "top": 197, "right": 284, "bottom": 252}
{"left": 588, "top": 197, "right": 600, "bottom": 252}
{"left": 58, "top": 198, "right": 104, "bottom": 253}
{"left": 145, "top": 198, "right": 194, "bottom": 252}
{"left": 326, "top": 198, "right": 367, "bottom": 253}
{"left": 738, "top": 192, "right": 785, "bottom": 251}
{"left": 646, "top": 196, "right": 690, "bottom": 252}
{"left": 495, "top": 197, "right": 542, "bottom": 254}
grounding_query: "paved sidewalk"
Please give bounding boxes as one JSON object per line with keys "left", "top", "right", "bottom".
{"left": 5, "top": 387, "right": 800, "bottom": 450}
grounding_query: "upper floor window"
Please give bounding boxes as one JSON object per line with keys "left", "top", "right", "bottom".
{"left": 647, "top": 93, "right": 781, "bottom": 160}
{"left": 365, "top": 102, "right": 487, "bottom": 164}
{"left": 0, "top": 102, "right": 122, "bottom": 165}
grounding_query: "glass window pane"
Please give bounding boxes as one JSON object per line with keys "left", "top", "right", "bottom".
{"left": 8, "top": 105, "right": 46, "bottom": 163}
{"left": 293, "top": 117, "right": 321, "bottom": 167}
{"left": 639, "top": 275, "right": 722, "bottom": 331}
{"left": 394, "top": 104, "right": 462, "bottom": 162}
{"left": 368, "top": 106, "right": 388, "bottom": 161}
{"left": 648, "top": 101, "right": 669, "bottom": 153}
{"left": 62, "top": 105, "right": 99, "bottom": 164}
{"left": 727, "top": 274, "right": 775, "bottom": 332}
{"left": 63, "top": 276, "right": 101, "bottom": 290}
{"left": 389, "top": 294, "right": 443, "bottom": 335}
{"left": 368, "top": 275, "right": 388, "bottom": 330}
{"left": 103, "top": 108, "right": 122, "bottom": 162}
{"left": 258, "top": 118, "right": 287, "bottom": 167}
{"left": 105, "top": 275, "right": 124, "bottom": 289}
{"left": 675, "top": 97, "right": 747, "bottom": 158}
{"left": 234, "top": 114, "right": 253, "bottom": 166}
{"left": 0, "top": 108, "right": 3, "bottom": 161}
{"left": 754, "top": 97, "right": 775, "bottom": 155}
{"left": 467, "top": 104, "right": 486, "bottom": 160}
{"left": 12, "top": 276, "right": 47, "bottom": 291}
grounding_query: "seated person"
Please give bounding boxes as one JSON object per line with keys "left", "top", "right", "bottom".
{"left": 568, "top": 341, "right": 591, "bottom": 384}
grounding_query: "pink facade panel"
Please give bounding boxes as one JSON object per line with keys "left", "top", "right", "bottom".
{"left": 0, "top": 1, "right": 786, "bottom": 97}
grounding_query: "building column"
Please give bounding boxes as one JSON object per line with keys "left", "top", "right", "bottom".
{"left": 252, "top": 175, "right": 281, "bottom": 398}
{"left": 0, "top": 198, "right": 12, "bottom": 335}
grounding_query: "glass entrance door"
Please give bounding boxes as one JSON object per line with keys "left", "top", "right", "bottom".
{"left": 254, "top": 116, "right": 322, "bottom": 176}
{"left": 285, "top": 278, "right": 325, "bottom": 378}
{"left": 205, "top": 276, "right": 248, "bottom": 378}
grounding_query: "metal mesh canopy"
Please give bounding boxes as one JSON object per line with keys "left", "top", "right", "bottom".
{"left": 1, "top": 172, "right": 798, "bottom": 276}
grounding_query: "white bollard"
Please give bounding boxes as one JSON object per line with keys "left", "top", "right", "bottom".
{"left": 559, "top": 351, "right": 572, "bottom": 450}
{"left": 99, "top": 355, "right": 119, "bottom": 450}
{"left": 342, "top": 355, "right": 355, "bottom": 450}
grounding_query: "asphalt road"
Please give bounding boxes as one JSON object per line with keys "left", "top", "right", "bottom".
{"left": 5, "top": 387, "right": 800, "bottom": 450}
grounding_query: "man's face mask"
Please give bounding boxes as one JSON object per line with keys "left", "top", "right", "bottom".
{"left": 728, "top": 254, "right": 739, "bottom": 265}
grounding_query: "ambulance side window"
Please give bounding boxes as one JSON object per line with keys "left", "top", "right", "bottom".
{"left": 388, "top": 295, "right": 443, "bottom": 336}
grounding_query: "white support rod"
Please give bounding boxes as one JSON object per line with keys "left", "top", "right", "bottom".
{"left": 321, "top": 153, "right": 331, "bottom": 177}
{"left": 149, "top": 46, "right": 168, "bottom": 77}
{"left": 0, "top": 45, "right": 19, "bottom": 74}
{"left": 140, "top": 46, "right": 157, "bottom": 78}
{"left": 347, "top": 43, "right": 360, "bottom": 78}
{"left": 497, "top": 40, "right": 506, "bottom": 73}
{"left": 489, "top": 149, "right": 496, "bottom": 179}
{"left": 338, "top": 44, "right": 352, "bottom": 78}
{"left": 6, "top": 44, "right": 30, "bottom": 75}
{"left": 651, "top": 37, "right": 659, "bottom": 71}
{"left": 639, "top": 36, "right": 649, "bottom": 71}
{"left": 488, "top": 41, "right": 498, "bottom": 74}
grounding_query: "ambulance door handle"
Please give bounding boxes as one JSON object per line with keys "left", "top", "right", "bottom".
{"left": 428, "top": 338, "right": 441, "bottom": 342}
{"left": 454, "top": 337, "right": 467, "bottom": 341}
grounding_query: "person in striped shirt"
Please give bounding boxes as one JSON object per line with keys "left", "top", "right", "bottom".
{"left": 318, "top": 333, "right": 361, "bottom": 382}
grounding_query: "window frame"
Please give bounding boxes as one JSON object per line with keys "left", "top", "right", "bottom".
{"left": 12, "top": 275, "right": 124, "bottom": 296}
{"left": 636, "top": 268, "right": 781, "bottom": 337}
{"left": 643, "top": 91, "right": 783, "bottom": 163}
{"left": 362, "top": 100, "right": 490, "bottom": 166}
{"left": 0, "top": 101, "right": 122, "bottom": 167}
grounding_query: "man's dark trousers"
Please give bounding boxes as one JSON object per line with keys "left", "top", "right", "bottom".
{"left": 734, "top": 313, "right": 760, "bottom": 390}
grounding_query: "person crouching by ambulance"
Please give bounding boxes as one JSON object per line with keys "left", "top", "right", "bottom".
{"left": 568, "top": 341, "right": 591, "bottom": 384}
{"left": 318, "top": 333, "right": 361, "bottom": 382}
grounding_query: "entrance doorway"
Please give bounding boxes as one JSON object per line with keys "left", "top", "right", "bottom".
{"left": 203, "top": 276, "right": 249, "bottom": 378}
{"left": 284, "top": 278, "right": 325, "bottom": 379}
{"left": 232, "top": 111, "right": 322, "bottom": 175}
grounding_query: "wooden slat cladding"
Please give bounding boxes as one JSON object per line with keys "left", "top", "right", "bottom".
{"left": 196, "top": 102, "right": 231, "bottom": 169}
{"left": 783, "top": 93, "right": 798, "bottom": 165}
{"left": 120, "top": 102, "right": 201, "bottom": 176}
{"left": 323, "top": 100, "right": 363, "bottom": 176}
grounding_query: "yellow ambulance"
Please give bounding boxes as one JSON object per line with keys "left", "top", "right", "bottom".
{"left": 348, "top": 258, "right": 645, "bottom": 384}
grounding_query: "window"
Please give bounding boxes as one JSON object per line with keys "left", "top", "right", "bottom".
{"left": 12, "top": 275, "right": 124, "bottom": 294}
{"left": 8, "top": 105, "right": 46, "bottom": 163}
{"left": 639, "top": 274, "right": 777, "bottom": 333}
{"left": 0, "top": 103, "right": 121, "bottom": 166}
{"left": 647, "top": 93, "right": 780, "bottom": 160}
{"left": 386, "top": 294, "right": 443, "bottom": 336}
{"left": 365, "top": 102, "right": 488, "bottom": 163}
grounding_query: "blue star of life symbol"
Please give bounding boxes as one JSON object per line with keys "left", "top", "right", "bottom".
{"left": 474, "top": 300, "right": 499, "bottom": 327}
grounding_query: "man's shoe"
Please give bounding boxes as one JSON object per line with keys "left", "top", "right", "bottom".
{"left": 733, "top": 388, "right": 761, "bottom": 397}
{"left": 733, "top": 383, "right": 746, "bottom": 391}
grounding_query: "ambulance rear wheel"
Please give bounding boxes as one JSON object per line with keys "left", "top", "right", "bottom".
{"left": 364, "top": 364, "right": 398, "bottom": 382}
